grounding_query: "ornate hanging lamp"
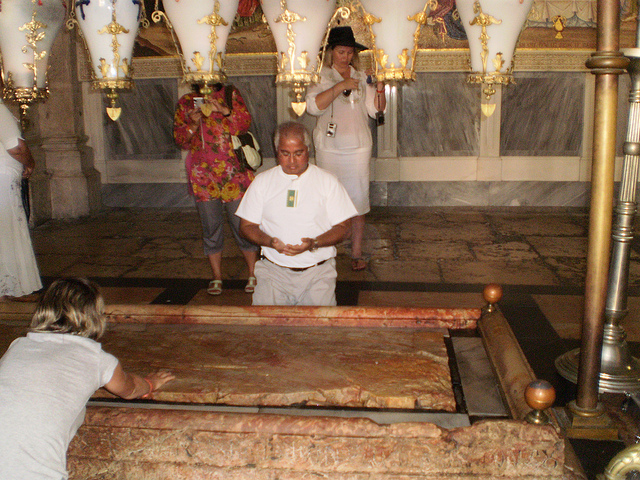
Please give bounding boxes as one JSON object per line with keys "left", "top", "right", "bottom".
{"left": 456, "top": 0, "right": 534, "bottom": 116}
{"left": 261, "top": 0, "right": 341, "bottom": 116}
{"left": 67, "top": 0, "right": 146, "bottom": 121}
{"left": 358, "top": 0, "right": 434, "bottom": 83}
{"left": 152, "top": 0, "right": 239, "bottom": 93}
{"left": 0, "top": 0, "right": 66, "bottom": 128}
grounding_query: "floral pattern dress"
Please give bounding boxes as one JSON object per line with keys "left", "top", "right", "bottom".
{"left": 173, "top": 86, "right": 254, "bottom": 203}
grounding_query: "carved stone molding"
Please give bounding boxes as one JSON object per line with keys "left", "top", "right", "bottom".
{"left": 77, "top": 49, "right": 593, "bottom": 82}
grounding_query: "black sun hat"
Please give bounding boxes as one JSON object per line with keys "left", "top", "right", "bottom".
{"left": 326, "top": 26, "right": 367, "bottom": 51}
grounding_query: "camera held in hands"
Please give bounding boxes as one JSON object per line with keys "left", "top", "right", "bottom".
{"left": 326, "top": 122, "right": 337, "bottom": 137}
{"left": 193, "top": 97, "right": 204, "bottom": 109}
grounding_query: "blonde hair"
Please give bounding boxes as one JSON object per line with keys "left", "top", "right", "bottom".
{"left": 30, "top": 278, "right": 106, "bottom": 340}
{"left": 323, "top": 46, "right": 360, "bottom": 70}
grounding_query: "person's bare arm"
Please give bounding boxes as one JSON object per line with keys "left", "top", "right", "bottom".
{"left": 104, "top": 363, "right": 175, "bottom": 400}
{"left": 289, "top": 218, "right": 351, "bottom": 255}
{"left": 240, "top": 219, "right": 286, "bottom": 253}
{"left": 314, "top": 78, "right": 360, "bottom": 111}
{"left": 7, "top": 139, "right": 35, "bottom": 178}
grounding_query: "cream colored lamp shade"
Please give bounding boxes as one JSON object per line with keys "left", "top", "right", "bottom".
{"left": 72, "top": 0, "right": 142, "bottom": 121}
{"left": 0, "top": 0, "right": 66, "bottom": 121}
{"left": 359, "top": 0, "right": 431, "bottom": 83}
{"left": 456, "top": 0, "right": 533, "bottom": 116}
{"left": 157, "top": 0, "right": 239, "bottom": 90}
{"left": 261, "top": 0, "right": 336, "bottom": 116}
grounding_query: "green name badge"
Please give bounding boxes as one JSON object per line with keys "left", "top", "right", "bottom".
{"left": 286, "top": 189, "right": 297, "bottom": 208}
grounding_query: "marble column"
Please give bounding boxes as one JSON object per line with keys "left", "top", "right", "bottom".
{"left": 477, "top": 86, "right": 502, "bottom": 181}
{"left": 26, "top": 30, "right": 100, "bottom": 222}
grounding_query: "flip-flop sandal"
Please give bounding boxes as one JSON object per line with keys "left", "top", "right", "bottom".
{"left": 351, "top": 257, "right": 367, "bottom": 271}
{"left": 245, "top": 276, "right": 257, "bottom": 293}
{"left": 207, "top": 279, "right": 223, "bottom": 295}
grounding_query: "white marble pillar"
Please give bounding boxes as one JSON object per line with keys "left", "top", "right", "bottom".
{"left": 26, "top": 30, "right": 100, "bottom": 221}
{"left": 477, "top": 85, "right": 503, "bottom": 181}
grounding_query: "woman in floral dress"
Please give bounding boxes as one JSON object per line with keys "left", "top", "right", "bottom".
{"left": 174, "top": 84, "right": 258, "bottom": 295}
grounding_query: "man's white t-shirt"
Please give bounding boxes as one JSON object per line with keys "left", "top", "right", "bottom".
{"left": 236, "top": 164, "right": 357, "bottom": 268}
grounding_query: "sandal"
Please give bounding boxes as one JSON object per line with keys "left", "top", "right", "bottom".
{"left": 351, "top": 257, "right": 367, "bottom": 271}
{"left": 207, "top": 279, "right": 223, "bottom": 296}
{"left": 245, "top": 276, "right": 257, "bottom": 294}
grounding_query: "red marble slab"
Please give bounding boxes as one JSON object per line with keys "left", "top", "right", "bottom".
{"left": 68, "top": 407, "right": 571, "bottom": 479}
{"left": 97, "top": 324, "right": 456, "bottom": 411}
{"left": 105, "top": 304, "right": 480, "bottom": 329}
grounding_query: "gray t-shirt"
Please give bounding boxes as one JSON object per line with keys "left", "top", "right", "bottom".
{"left": 0, "top": 332, "right": 118, "bottom": 479}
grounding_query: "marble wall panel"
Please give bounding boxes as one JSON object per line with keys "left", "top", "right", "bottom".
{"left": 104, "top": 180, "right": 595, "bottom": 208}
{"left": 378, "top": 181, "right": 591, "bottom": 207}
{"left": 500, "top": 72, "right": 584, "bottom": 156}
{"left": 488, "top": 181, "right": 590, "bottom": 207}
{"left": 399, "top": 73, "right": 481, "bottom": 157}
{"left": 102, "top": 183, "right": 192, "bottom": 208}
{"left": 230, "top": 76, "right": 278, "bottom": 158}
{"left": 387, "top": 181, "right": 491, "bottom": 207}
{"left": 104, "top": 78, "right": 180, "bottom": 160}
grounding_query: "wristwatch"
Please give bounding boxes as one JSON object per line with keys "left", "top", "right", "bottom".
{"left": 309, "top": 238, "right": 319, "bottom": 252}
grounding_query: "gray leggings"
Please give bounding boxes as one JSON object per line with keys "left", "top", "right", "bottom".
{"left": 196, "top": 197, "right": 259, "bottom": 255}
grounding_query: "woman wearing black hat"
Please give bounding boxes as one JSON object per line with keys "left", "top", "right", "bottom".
{"left": 306, "top": 26, "right": 386, "bottom": 272}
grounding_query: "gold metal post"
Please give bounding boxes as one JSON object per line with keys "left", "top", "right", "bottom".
{"left": 556, "top": 0, "right": 629, "bottom": 424}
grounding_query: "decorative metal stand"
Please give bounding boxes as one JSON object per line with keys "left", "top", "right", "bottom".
{"left": 556, "top": 47, "right": 640, "bottom": 393}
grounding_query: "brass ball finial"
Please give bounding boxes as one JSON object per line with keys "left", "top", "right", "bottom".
{"left": 483, "top": 283, "right": 502, "bottom": 304}
{"left": 483, "top": 284, "right": 502, "bottom": 312}
{"left": 524, "top": 379, "right": 556, "bottom": 424}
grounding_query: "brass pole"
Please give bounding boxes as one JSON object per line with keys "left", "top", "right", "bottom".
{"left": 576, "top": 0, "right": 628, "bottom": 410}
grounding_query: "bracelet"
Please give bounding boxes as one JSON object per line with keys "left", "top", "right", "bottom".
{"left": 376, "top": 88, "right": 384, "bottom": 93}
{"left": 141, "top": 377, "right": 154, "bottom": 399}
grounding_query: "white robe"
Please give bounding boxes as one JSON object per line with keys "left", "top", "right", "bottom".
{"left": 0, "top": 103, "right": 42, "bottom": 297}
{"left": 306, "top": 65, "right": 380, "bottom": 215}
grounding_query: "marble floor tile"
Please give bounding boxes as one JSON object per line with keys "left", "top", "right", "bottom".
{"left": 358, "top": 291, "right": 484, "bottom": 308}
{"left": 472, "top": 241, "right": 539, "bottom": 262}
{"left": 440, "top": 211, "right": 490, "bottom": 224}
{"left": 526, "top": 236, "right": 588, "bottom": 258}
{"left": 61, "top": 261, "right": 143, "bottom": 279}
{"left": 533, "top": 293, "right": 640, "bottom": 342}
{"left": 399, "top": 222, "right": 494, "bottom": 243}
{"left": 544, "top": 257, "right": 586, "bottom": 286}
{"left": 397, "top": 241, "right": 475, "bottom": 261}
{"left": 35, "top": 254, "right": 82, "bottom": 277}
{"left": 188, "top": 287, "right": 253, "bottom": 306}
{"left": 487, "top": 213, "right": 587, "bottom": 237}
{"left": 367, "top": 259, "right": 442, "bottom": 283}
{"left": 101, "top": 287, "right": 164, "bottom": 305}
{"left": 133, "top": 240, "right": 193, "bottom": 260}
{"left": 122, "top": 257, "right": 213, "bottom": 279}
{"left": 532, "top": 294, "right": 584, "bottom": 339}
{"left": 440, "top": 260, "right": 558, "bottom": 285}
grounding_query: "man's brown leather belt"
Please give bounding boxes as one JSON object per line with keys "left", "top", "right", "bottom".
{"left": 264, "top": 257, "right": 328, "bottom": 272}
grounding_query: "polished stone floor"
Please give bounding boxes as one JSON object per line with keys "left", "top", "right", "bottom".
{"left": 16, "top": 206, "right": 640, "bottom": 478}
{"left": 28, "top": 206, "right": 640, "bottom": 342}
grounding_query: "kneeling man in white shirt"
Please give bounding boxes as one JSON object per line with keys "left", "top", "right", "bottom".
{"left": 236, "top": 121, "right": 357, "bottom": 306}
